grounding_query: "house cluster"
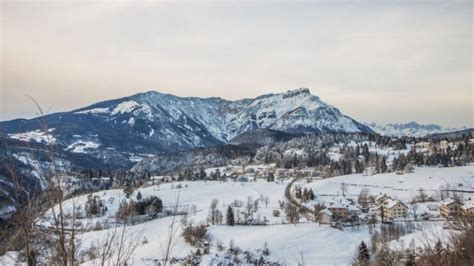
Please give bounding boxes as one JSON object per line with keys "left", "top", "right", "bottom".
{"left": 215, "top": 164, "right": 322, "bottom": 183}
{"left": 439, "top": 198, "right": 474, "bottom": 220}
{"left": 319, "top": 193, "right": 410, "bottom": 225}
{"left": 319, "top": 196, "right": 361, "bottom": 225}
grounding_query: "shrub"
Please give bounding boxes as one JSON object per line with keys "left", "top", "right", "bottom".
{"left": 134, "top": 196, "right": 163, "bottom": 216}
{"left": 272, "top": 209, "right": 280, "bottom": 217}
{"left": 182, "top": 224, "right": 209, "bottom": 247}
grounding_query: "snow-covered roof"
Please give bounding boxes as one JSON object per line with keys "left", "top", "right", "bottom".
{"left": 321, "top": 209, "right": 333, "bottom": 216}
{"left": 347, "top": 205, "right": 360, "bottom": 212}
{"left": 441, "top": 198, "right": 460, "bottom": 206}
{"left": 384, "top": 199, "right": 407, "bottom": 209}
{"left": 328, "top": 203, "right": 347, "bottom": 210}
{"left": 462, "top": 201, "right": 474, "bottom": 210}
{"left": 375, "top": 194, "right": 390, "bottom": 201}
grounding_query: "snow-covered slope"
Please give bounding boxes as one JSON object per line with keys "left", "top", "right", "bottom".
{"left": 21, "top": 165, "right": 472, "bottom": 265}
{"left": 303, "top": 165, "right": 474, "bottom": 203}
{"left": 1, "top": 88, "right": 372, "bottom": 157}
{"left": 367, "top": 122, "right": 465, "bottom": 137}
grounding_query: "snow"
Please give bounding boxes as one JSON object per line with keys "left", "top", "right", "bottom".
{"left": 0, "top": 251, "right": 22, "bottom": 266}
{"left": 110, "top": 101, "right": 153, "bottom": 118}
{"left": 132, "top": 88, "right": 368, "bottom": 143}
{"left": 206, "top": 223, "right": 369, "bottom": 265}
{"left": 128, "top": 117, "right": 135, "bottom": 126}
{"left": 8, "top": 128, "right": 56, "bottom": 144}
{"left": 45, "top": 179, "right": 355, "bottom": 265}
{"left": 366, "top": 122, "right": 465, "bottom": 137}
{"left": 18, "top": 165, "right": 474, "bottom": 265}
{"left": 66, "top": 140, "right": 100, "bottom": 153}
{"left": 111, "top": 100, "right": 141, "bottom": 115}
{"left": 0, "top": 205, "right": 16, "bottom": 220}
{"left": 75, "top": 107, "right": 110, "bottom": 115}
{"left": 303, "top": 165, "right": 474, "bottom": 204}
{"left": 389, "top": 221, "right": 456, "bottom": 251}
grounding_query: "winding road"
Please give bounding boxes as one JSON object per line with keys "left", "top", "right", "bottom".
{"left": 285, "top": 177, "right": 316, "bottom": 221}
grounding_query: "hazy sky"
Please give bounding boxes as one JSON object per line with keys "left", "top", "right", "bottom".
{"left": 1, "top": 1, "right": 472, "bottom": 127}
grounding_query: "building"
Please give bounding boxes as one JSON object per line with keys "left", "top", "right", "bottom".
{"left": 382, "top": 199, "right": 408, "bottom": 219}
{"left": 462, "top": 201, "right": 474, "bottom": 221}
{"left": 327, "top": 196, "right": 355, "bottom": 219}
{"left": 328, "top": 204, "right": 349, "bottom": 219}
{"left": 439, "top": 198, "right": 462, "bottom": 218}
{"left": 319, "top": 209, "right": 333, "bottom": 224}
{"left": 375, "top": 194, "right": 392, "bottom": 206}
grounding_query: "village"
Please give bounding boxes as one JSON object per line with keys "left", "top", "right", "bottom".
{"left": 195, "top": 163, "right": 474, "bottom": 229}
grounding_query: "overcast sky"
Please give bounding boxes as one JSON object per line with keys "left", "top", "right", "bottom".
{"left": 1, "top": 1, "right": 472, "bottom": 127}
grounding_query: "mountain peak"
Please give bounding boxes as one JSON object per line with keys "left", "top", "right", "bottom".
{"left": 282, "top": 87, "right": 311, "bottom": 98}
{"left": 1, "top": 87, "right": 372, "bottom": 154}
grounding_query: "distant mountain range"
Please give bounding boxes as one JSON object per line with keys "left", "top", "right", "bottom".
{"left": 0, "top": 88, "right": 372, "bottom": 159}
{"left": 366, "top": 122, "right": 468, "bottom": 138}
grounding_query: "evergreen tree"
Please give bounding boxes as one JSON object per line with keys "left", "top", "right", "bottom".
{"left": 267, "top": 172, "right": 275, "bottom": 182}
{"left": 380, "top": 156, "right": 388, "bottom": 173}
{"left": 123, "top": 181, "right": 134, "bottom": 198}
{"left": 357, "top": 241, "right": 370, "bottom": 265}
{"left": 226, "top": 206, "right": 235, "bottom": 226}
{"left": 309, "top": 188, "right": 315, "bottom": 201}
{"left": 136, "top": 191, "right": 142, "bottom": 202}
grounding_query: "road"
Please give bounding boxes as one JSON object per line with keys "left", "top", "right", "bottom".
{"left": 285, "top": 177, "right": 316, "bottom": 221}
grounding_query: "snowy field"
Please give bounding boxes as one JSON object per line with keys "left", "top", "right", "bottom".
{"left": 3, "top": 165, "right": 473, "bottom": 265}
{"left": 65, "top": 180, "right": 373, "bottom": 265}
{"left": 302, "top": 165, "right": 474, "bottom": 203}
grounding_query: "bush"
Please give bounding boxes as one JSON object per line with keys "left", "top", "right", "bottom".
{"left": 134, "top": 196, "right": 163, "bottom": 216}
{"left": 272, "top": 209, "right": 280, "bottom": 217}
{"left": 182, "top": 224, "right": 209, "bottom": 247}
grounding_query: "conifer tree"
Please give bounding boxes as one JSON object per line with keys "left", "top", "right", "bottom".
{"left": 226, "top": 206, "right": 235, "bottom": 226}
{"left": 357, "top": 241, "right": 370, "bottom": 265}
{"left": 309, "top": 188, "right": 315, "bottom": 201}
{"left": 380, "top": 157, "right": 388, "bottom": 173}
{"left": 136, "top": 191, "right": 142, "bottom": 202}
{"left": 123, "top": 181, "right": 134, "bottom": 198}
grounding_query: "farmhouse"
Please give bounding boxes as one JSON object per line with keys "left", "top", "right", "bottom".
{"left": 383, "top": 199, "right": 408, "bottom": 219}
{"left": 440, "top": 198, "right": 462, "bottom": 218}
{"left": 328, "top": 206, "right": 348, "bottom": 219}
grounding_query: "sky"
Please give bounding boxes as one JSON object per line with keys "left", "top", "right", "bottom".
{"left": 0, "top": 1, "right": 472, "bottom": 127}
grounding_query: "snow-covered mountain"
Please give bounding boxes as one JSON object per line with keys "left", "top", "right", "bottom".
{"left": 0, "top": 88, "right": 372, "bottom": 160}
{"left": 366, "top": 122, "right": 465, "bottom": 137}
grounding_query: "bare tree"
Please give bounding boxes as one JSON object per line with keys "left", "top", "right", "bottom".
{"left": 358, "top": 188, "right": 370, "bottom": 208}
{"left": 340, "top": 182, "right": 348, "bottom": 197}
{"left": 88, "top": 221, "right": 141, "bottom": 266}
{"left": 160, "top": 189, "right": 182, "bottom": 265}
{"left": 0, "top": 97, "right": 84, "bottom": 265}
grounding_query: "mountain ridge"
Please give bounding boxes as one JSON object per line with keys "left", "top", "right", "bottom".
{"left": 0, "top": 88, "right": 372, "bottom": 166}
{"left": 366, "top": 121, "right": 468, "bottom": 137}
